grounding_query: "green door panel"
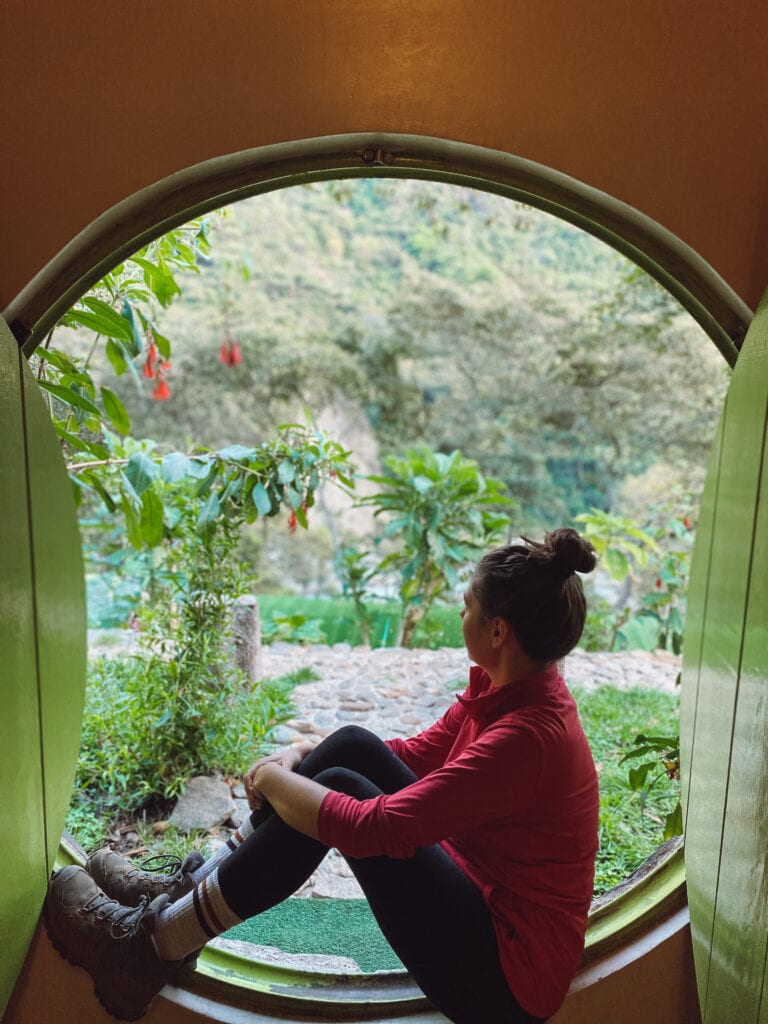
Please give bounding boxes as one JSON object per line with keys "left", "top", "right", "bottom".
{"left": 0, "top": 322, "right": 47, "bottom": 1017}
{"left": 682, "top": 291, "right": 768, "bottom": 1024}
{"left": 0, "top": 318, "right": 86, "bottom": 1016}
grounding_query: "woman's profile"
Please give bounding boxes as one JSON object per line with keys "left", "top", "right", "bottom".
{"left": 45, "top": 527, "right": 599, "bottom": 1024}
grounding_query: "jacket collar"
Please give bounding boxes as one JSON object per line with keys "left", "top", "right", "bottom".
{"left": 457, "top": 663, "right": 563, "bottom": 721}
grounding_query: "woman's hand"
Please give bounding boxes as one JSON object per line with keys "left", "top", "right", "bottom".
{"left": 243, "top": 741, "right": 315, "bottom": 811}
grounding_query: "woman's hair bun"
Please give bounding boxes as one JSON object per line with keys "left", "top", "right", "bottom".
{"left": 545, "top": 527, "right": 597, "bottom": 576}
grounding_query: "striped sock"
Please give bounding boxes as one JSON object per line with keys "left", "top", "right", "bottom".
{"left": 190, "top": 815, "right": 256, "bottom": 885}
{"left": 154, "top": 868, "right": 242, "bottom": 962}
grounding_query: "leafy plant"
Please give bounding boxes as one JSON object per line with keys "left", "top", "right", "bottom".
{"left": 620, "top": 733, "right": 683, "bottom": 841}
{"left": 74, "top": 659, "right": 300, "bottom": 811}
{"left": 334, "top": 547, "right": 378, "bottom": 645}
{"left": 362, "top": 447, "right": 511, "bottom": 647}
{"left": 261, "top": 613, "right": 327, "bottom": 645}
{"left": 575, "top": 501, "right": 695, "bottom": 654}
{"left": 574, "top": 508, "right": 658, "bottom": 582}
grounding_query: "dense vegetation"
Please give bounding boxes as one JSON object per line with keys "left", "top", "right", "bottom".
{"left": 53, "top": 178, "right": 716, "bottom": 904}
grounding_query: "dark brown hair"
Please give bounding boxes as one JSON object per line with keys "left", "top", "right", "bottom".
{"left": 471, "top": 527, "right": 597, "bottom": 663}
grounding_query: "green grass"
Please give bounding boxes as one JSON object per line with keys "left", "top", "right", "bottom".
{"left": 573, "top": 684, "right": 680, "bottom": 894}
{"left": 256, "top": 595, "right": 465, "bottom": 649}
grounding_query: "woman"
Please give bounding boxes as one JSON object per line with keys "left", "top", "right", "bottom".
{"left": 44, "top": 528, "right": 599, "bottom": 1023}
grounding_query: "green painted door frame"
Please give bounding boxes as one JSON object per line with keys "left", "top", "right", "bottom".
{"left": 0, "top": 317, "right": 86, "bottom": 1016}
{"left": 682, "top": 289, "right": 768, "bottom": 1023}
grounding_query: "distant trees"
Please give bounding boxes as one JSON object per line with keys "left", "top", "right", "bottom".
{"left": 63, "top": 178, "right": 729, "bottom": 539}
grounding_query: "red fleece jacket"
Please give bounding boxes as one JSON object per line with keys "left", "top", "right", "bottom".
{"left": 317, "top": 664, "right": 599, "bottom": 1018}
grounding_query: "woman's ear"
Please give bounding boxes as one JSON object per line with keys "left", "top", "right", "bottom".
{"left": 491, "top": 617, "right": 509, "bottom": 647}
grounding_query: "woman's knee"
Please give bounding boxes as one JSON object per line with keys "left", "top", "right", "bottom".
{"left": 313, "top": 765, "right": 381, "bottom": 800}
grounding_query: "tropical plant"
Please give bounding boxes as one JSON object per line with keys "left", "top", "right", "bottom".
{"left": 362, "top": 447, "right": 512, "bottom": 647}
{"left": 620, "top": 733, "right": 683, "bottom": 841}
{"left": 334, "top": 547, "right": 378, "bottom": 645}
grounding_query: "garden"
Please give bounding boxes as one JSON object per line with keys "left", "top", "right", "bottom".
{"left": 38, "top": 179, "right": 726, "bottom": 912}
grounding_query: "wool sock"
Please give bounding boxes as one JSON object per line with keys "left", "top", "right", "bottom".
{"left": 154, "top": 868, "right": 242, "bottom": 962}
{"left": 190, "top": 814, "right": 257, "bottom": 885}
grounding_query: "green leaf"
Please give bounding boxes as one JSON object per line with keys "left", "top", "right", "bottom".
{"left": 38, "top": 379, "right": 101, "bottom": 416}
{"left": 101, "top": 387, "right": 131, "bottom": 436}
{"left": 124, "top": 452, "right": 159, "bottom": 496}
{"left": 195, "top": 463, "right": 219, "bottom": 499}
{"left": 80, "top": 471, "right": 116, "bottom": 513}
{"left": 68, "top": 303, "right": 134, "bottom": 343}
{"left": 628, "top": 763, "right": 653, "bottom": 791}
{"left": 618, "top": 613, "right": 662, "bottom": 652}
{"left": 150, "top": 326, "right": 172, "bottom": 360}
{"left": 278, "top": 460, "right": 296, "bottom": 485}
{"left": 196, "top": 492, "right": 221, "bottom": 541}
{"left": 216, "top": 444, "right": 256, "bottom": 462}
{"left": 603, "top": 547, "right": 629, "bottom": 580}
{"left": 105, "top": 339, "right": 128, "bottom": 376}
{"left": 663, "top": 802, "right": 684, "bottom": 840}
{"left": 251, "top": 482, "right": 272, "bottom": 515}
{"left": 120, "top": 496, "right": 143, "bottom": 549}
{"left": 285, "top": 485, "right": 302, "bottom": 510}
{"left": 161, "top": 451, "right": 193, "bottom": 482}
{"left": 118, "top": 298, "right": 144, "bottom": 352}
{"left": 140, "top": 490, "right": 165, "bottom": 547}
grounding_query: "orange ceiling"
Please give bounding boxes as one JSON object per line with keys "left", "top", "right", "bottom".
{"left": 2, "top": 0, "right": 768, "bottom": 312}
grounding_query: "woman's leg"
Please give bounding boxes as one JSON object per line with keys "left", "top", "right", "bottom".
{"left": 216, "top": 762, "right": 543, "bottom": 1024}
{"left": 216, "top": 725, "right": 418, "bottom": 916}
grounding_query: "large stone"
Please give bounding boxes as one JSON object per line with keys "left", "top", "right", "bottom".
{"left": 169, "top": 775, "right": 236, "bottom": 832}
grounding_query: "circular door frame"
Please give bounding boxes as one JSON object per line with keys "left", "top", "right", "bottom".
{"left": 8, "top": 131, "right": 746, "bottom": 1018}
{"left": 3, "top": 132, "right": 752, "bottom": 365}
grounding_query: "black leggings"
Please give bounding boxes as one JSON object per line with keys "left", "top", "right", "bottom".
{"left": 218, "top": 725, "right": 546, "bottom": 1024}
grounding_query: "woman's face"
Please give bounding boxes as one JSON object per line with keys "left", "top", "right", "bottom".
{"left": 461, "top": 582, "right": 495, "bottom": 668}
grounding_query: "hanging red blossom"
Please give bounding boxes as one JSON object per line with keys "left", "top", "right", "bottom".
{"left": 142, "top": 340, "right": 158, "bottom": 379}
{"left": 288, "top": 510, "right": 297, "bottom": 534}
{"left": 683, "top": 516, "right": 693, "bottom": 530}
{"left": 219, "top": 336, "right": 243, "bottom": 366}
{"left": 151, "top": 378, "right": 171, "bottom": 401}
{"left": 655, "top": 577, "right": 663, "bottom": 589}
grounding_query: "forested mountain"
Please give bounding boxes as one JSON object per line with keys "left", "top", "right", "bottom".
{"left": 86, "top": 178, "right": 729, "bottom": 533}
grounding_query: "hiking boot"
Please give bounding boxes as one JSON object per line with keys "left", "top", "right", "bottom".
{"left": 43, "top": 865, "right": 186, "bottom": 1021}
{"left": 86, "top": 849, "right": 204, "bottom": 907}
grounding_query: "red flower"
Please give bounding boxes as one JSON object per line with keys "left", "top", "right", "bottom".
{"left": 683, "top": 516, "right": 693, "bottom": 530}
{"left": 655, "top": 577, "right": 663, "bottom": 589}
{"left": 219, "top": 337, "right": 243, "bottom": 366}
{"left": 288, "top": 510, "right": 297, "bottom": 534}
{"left": 151, "top": 378, "right": 171, "bottom": 401}
{"left": 142, "top": 340, "right": 158, "bottom": 379}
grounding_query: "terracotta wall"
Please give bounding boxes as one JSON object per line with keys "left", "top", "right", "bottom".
{"left": 2, "top": 1, "right": 768, "bottom": 309}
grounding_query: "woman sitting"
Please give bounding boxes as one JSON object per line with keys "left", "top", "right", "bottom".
{"left": 45, "top": 527, "right": 599, "bottom": 1024}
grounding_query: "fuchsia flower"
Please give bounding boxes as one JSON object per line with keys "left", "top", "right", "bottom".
{"left": 151, "top": 378, "right": 171, "bottom": 401}
{"left": 219, "top": 337, "right": 243, "bottom": 366}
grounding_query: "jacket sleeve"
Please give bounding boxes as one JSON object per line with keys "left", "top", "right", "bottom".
{"left": 319, "top": 721, "right": 544, "bottom": 858}
{"left": 385, "top": 698, "right": 467, "bottom": 777}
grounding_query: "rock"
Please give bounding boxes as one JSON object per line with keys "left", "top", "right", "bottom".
{"left": 228, "top": 798, "right": 251, "bottom": 829}
{"left": 169, "top": 775, "right": 236, "bottom": 833}
{"left": 311, "top": 870, "right": 364, "bottom": 899}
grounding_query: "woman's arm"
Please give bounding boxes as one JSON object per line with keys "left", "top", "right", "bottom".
{"left": 243, "top": 740, "right": 316, "bottom": 810}
{"left": 248, "top": 762, "right": 330, "bottom": 840}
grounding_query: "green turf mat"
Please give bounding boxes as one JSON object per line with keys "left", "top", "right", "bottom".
{"left": 223, "top": 897, "right": 405, "bottom": 973}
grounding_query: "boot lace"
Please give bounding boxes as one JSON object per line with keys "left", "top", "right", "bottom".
{"left": 82, "top": 890, "right": 152, "bottom": 939}
{"left": 133, "top": 854, "right": 183, "bottom": 878}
